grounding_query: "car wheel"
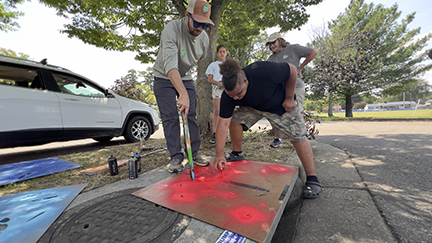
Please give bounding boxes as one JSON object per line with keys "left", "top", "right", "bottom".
{"left": 93, "top": 136, "right": 113, "bottom": 142}
{"left": 124, "top": 116, "right": 151, "bottom": 143}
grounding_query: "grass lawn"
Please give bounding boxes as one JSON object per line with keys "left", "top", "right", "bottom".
{"left": 315, "top": 109, "right": 432, "bottom": 119}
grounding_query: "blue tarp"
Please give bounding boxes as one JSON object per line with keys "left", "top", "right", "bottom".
{"left": 0, "top": 184, "right": 87, "bottom": 243}
{"left": 0, "top": 158, "right": 80, "bottom": 186}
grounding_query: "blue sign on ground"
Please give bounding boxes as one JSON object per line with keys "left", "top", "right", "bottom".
{"left": 216, "top": 230, "right": 246, "bottom": 243}
{"left": 0, "top": 184, "right": 87, "bottom": 243}
{"left": 0, "top": 158, "right": 80, "bottom": 186}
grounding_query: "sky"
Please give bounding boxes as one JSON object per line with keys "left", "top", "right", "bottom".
{"left": 1, "top": 0, "right": 431, "bottom": 88}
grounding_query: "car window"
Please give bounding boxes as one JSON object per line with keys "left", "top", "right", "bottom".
{"left": 52, "top": 73, "right": 106, "bottom": 98}
{"left": 0, "top": 64, "right": 41, "bottom": 89}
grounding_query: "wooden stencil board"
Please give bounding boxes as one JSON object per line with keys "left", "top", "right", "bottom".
{"left": 132, "top": 160, "right": 298, "bottom": 243}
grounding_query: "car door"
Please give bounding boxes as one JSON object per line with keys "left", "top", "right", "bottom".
{"left": 0, "top": 64, "right": 62, "bottom": 147}
{"left": 50, "top": 72, "right": 122, "bottom": 138}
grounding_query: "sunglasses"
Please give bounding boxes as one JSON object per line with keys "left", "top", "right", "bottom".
{"left": 189, "top": 13, "right": 210, "bottom": 30}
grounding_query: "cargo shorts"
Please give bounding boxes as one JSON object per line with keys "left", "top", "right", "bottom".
{"left": 231, "top": 101, "right": 307, "bottom": 142}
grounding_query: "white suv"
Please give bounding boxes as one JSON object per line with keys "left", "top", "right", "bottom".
{"left": 0, "top": 55, "right": 160, "bottom": 148}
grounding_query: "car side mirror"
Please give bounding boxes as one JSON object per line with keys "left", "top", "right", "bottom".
{"left": 76, "top": 82, "right": 86, "bottom": 89}
{"left": 106, "top": 89, "right": 115, "bottom": 98}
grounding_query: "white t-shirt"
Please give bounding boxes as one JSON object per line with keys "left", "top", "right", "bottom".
{"left": 205, "top": 61, "right": 223, "bottom": 82}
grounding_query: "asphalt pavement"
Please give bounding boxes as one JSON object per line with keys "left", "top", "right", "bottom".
{"left": 315, "top": 121, "right": 432, "bottom": 243}
{"left": 37, "top": 120, "right": 421, "bottom": 242}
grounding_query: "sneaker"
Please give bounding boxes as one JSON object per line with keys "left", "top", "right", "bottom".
{"left": 225, "top": 152, "right": 244, "bottom": 162}
{"left": 193, "top": 154, "right": 210, "bottom": 166}
{"left": 269, "top": 138, "right": 282, "bottom": 148}
{"left": 210, "top": 133, "right": 216, "bottom": 144}
{"left": 168, "top": 158, "right": 184, "bottom": 173}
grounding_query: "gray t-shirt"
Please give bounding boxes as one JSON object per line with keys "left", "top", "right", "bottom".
{"left": 267, "top": 44, "right": 312, "bottom": 88}
{"left": 153, "top": 18, "right": 209, "bottom": 80}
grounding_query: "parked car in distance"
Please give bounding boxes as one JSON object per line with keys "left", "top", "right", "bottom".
{"left": 0, "top": 55, "right": 160, "bottom": 148}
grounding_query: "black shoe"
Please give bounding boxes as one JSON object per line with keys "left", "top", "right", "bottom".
{"left": 303, "top": 181, "right": 322, "bottom": 199}
{"left": 210, "top": 133, "right": 216, "bottom": 144}
{"left": 269, "top": 138, "right": 282, "bottom": 148}
{"left": 225, "top": 152, "right": 244, "bottom": 162}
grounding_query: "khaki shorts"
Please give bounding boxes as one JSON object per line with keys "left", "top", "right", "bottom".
{"left": 231, "top": 101, "right": 307, "bottom": 142}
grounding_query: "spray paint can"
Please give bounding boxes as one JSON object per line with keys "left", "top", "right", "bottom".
{"left": 134, "top": 153, "right": 141, "bottom": 173}
{"left": 108, "top": 155, "right": 118, "bottom": 176}
{"left": 128, "top": 156, "right": 138, "bottom": 180}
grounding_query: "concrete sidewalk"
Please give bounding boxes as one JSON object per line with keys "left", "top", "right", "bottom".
{"left": 53, "top": 135, "right": 397, "bottom": 242}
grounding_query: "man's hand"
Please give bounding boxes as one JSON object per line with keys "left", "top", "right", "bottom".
{"left": 283, "top": 98, "right": 296, "bottom": 113}
{"left": 210, "top": 155, "right": 227, "bottom": 171}
{"left": 177, "top": 94, "right": 190, "bottom": 115}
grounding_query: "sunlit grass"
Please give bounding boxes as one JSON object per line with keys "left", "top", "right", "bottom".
{"left": 315, "top": 109, "right": 432, "bottom": 119}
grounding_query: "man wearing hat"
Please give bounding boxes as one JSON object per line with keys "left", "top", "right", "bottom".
{"left": 153, "top": 0, "right": 214, "bottom": 173}
{"left": 265, "top": 32, "right": 317, "bottom": 149}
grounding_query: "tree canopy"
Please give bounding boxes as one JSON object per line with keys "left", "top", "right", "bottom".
{"left": 40, "top": 0, "right": 323, "bottom": 136}
{"left": 307, "top": 0, "right": 432, "bottom": 117}
{"left": 0, "top": 0, "right": 25, "bottom": 32}
{"left": 110, "top": 69, "right": 157, "bottom": 107}
{"left": 39, "top": 0, "right": 322, "bottom": 63}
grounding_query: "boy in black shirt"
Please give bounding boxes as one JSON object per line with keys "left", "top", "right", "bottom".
{"left": 210, "top": 59, "right": 321, "bottom": 199}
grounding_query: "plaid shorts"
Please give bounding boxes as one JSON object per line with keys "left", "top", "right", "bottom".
{"left": 212, "top": 85, "right": 223, "bottom": 98}
{"left": 231, "top": 101, "right": 307, "bottom": 142}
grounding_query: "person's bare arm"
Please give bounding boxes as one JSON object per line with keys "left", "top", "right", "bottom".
{"left": 297, "top": 49, "right": 317, "bottom": 78}
{"left": 208, "top": 74, "right": 223, "bottom": 88}
{"left": 210, "top": 116, "right": 231, "bottom": 171}
{"left": 283, "top": 64, "right": 298, "bottom": 112}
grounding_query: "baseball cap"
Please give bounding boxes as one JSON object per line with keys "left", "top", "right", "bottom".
{"left": 187, "top": 0, "right": 214, "bottom": 25}
{"left": 266, "top": 32, "right": 282, "bottom": 45}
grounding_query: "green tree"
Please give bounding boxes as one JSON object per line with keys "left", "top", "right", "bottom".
{"left": 0, "top": 0, "right": 25, "bottom": 32}
{"left": 224, "top": 33, "right": 271, "bottom": 67}
{"left": 0, "top": 47, "right": 29, "bottom": 58}
{"left": 308, "top": 0, "right": 432, "bottom": 117}
{"left": 40, "top": 0, "right": 323, "bottom": 137}
{"left": 110, "top": 69, "right": 156, "bottom": 107}
{"left": 380, "top": 79, "right": 431, "bottom": 104}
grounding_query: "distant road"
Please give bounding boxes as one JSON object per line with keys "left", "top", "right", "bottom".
{"left": 0, "top": 138, "right": 128, "bottom": 166}
{"left": 315, "top": 121, "right": 432, "bottom": 243}
{"left": 0, "top": 128, "right": 166, "bottom": 166}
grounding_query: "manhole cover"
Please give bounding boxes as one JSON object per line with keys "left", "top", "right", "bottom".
{"left": 40, "top": 189, "right": 188, "bottom": 243}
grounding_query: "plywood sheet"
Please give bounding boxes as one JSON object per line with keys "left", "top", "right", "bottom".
{"left": 132, "top": 160, "right": 298, "bottom": 243}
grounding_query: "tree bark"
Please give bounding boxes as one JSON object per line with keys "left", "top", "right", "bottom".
{"left": 345, "top": 94, "right": 353, "bottom": 117}
{"left": 327, "top": 92, "right": 333, "bottom": 117}
{"left": 196, "top": 0, "right": 225, "bottom": 140}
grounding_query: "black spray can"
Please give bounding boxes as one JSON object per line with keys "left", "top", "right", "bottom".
{"left": 108, "top": 155, "right": 118, "bottom": 176}
{"left": 134, "top": 153, "right": 141, "bottom": 173}
{"left": 128, "top": 157, "right": 138, "bottom": 180}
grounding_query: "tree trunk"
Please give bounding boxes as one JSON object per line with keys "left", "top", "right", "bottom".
{"left": 327, "top": 92, "right": 333, "bottom": 117}
{"left": 345, "top": 94, "right": 353, "bottom": 117}
{"left": 195, "top": 1, "right": 225, "bottom": 140}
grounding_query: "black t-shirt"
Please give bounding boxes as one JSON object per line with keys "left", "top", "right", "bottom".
{"left": 219, "top": 61, "right": 291, "bottom": 118}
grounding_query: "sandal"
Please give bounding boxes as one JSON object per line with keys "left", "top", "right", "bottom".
{"left": 303, "top": 181, "right": 322, "bottom": 199}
